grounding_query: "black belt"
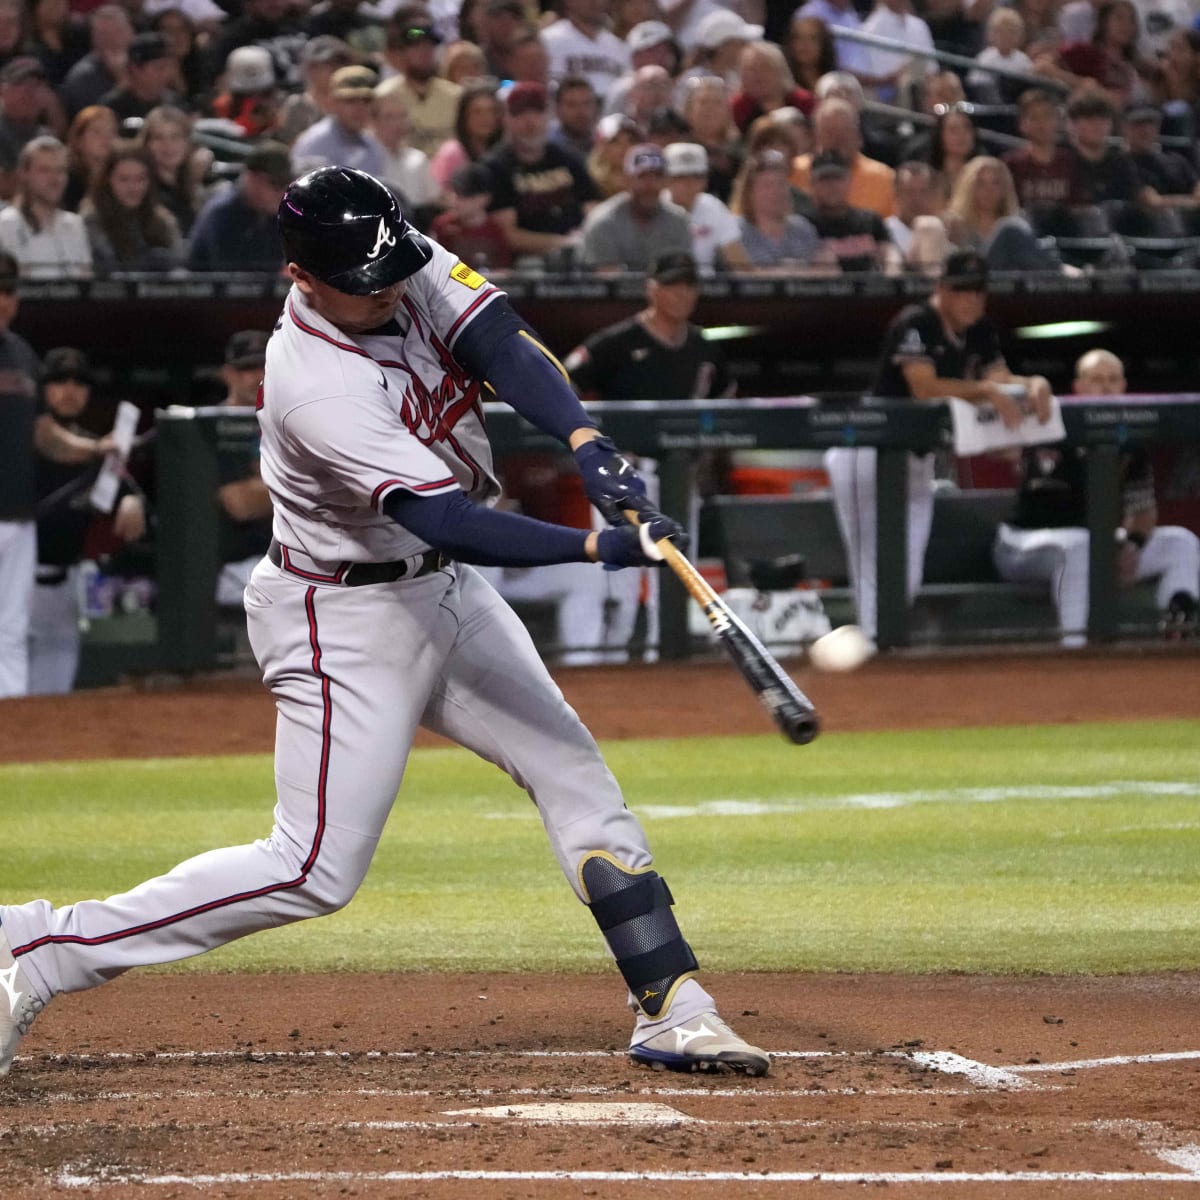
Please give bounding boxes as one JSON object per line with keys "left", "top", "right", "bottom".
{"left": 268, "top": 539, "right": 448, "bottom": 586}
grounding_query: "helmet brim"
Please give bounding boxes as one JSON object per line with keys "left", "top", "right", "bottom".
{"left": 318, "top": 224, "right": 435, "bottom": 295}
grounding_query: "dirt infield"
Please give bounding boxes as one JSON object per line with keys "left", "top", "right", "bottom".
{"left": 4, "top": 649, "right": 1200, "bottom": 1196}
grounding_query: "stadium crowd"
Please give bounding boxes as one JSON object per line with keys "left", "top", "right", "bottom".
{"left": 0, "top": 0, "right": 1192, "bottom": 277}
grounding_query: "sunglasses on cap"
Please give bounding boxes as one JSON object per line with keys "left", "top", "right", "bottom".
{"left": 399, "top": 26, "right": 436, "bottom": 43}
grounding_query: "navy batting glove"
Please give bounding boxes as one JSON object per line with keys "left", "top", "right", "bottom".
{"left": 596, "top": 511, "right": 688, "bottom": 568}
{"left": 574, "top": 436, "right": 648, "bottom": 527}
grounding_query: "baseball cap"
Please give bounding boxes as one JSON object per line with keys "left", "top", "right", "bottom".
{"left": 42, "top": 347, "right": 92, "bottom": 383}
{"left": 505, "top": 80, "right": 548, "bottom": 116}
{"left": 664, "top": 141, "right": 708, "bottom": 177}
{"left": 651, "top": 251, "right": 698, "bottom": 285}
{"left": 696, "top": 9, "right": 763, "bottom": 50}
{"left": 225, "top": 45, "right": 275, "bottom": 93}
{"left": 0, "top": 56, "right": 47, "bottom": 85}
{"left": 941, "top": 249, "right": 989, "bottom": 291}
{"left": 331, "top": 64, "right": 379, "bottom": 99}
{"left": 224, "top": 330, "right": 269, "bottom": 369}
{"left": 594, "top": 112, "right": 642, "bottom": 143}
{"left": 624, "top": 143, "right": 666, "bottom": 176}
{"left": 487, "top": 0, "right": 525, "bottom": 13}
{"left": 646, "top": 106, "right": 689, "bottom": 138}
{"left": 450, "top": 162, "right": 493, "bottom": 198}
{"left": 128, "top": 31, "right": 171, "bottom": 67}
{"left": 243, "top": 141, "right": 293, "bottom": 188}
{"left": 627, "top": 19, "right": 673, "bottom": 54}
{"left": 1124, "top": 102, "right": 1162, "bottom": 124}
{"left": 810, "top": 148, "right": 850, "bottom": 179}
{"left": 302, "top": 35, "right": 355, "bottom": 67}
{"left": 393, "top": 21, "right": 442, "bottom": 45}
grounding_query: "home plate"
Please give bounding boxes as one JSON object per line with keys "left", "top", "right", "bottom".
{"left": 443, "top": 1102, "right": 695, "bottom": 1124}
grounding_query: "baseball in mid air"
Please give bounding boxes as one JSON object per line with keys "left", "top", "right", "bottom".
{"left": 808, "top": 624, "right": 875, "bottom": 672}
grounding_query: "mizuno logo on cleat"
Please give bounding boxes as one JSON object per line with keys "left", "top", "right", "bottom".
{"left": 673, "top": 1021, "right": 719, "bottom": 1052}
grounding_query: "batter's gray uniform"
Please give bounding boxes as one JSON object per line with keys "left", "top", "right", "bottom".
{"left": 0, "top": 238, "right": 718, "bottom": 1043}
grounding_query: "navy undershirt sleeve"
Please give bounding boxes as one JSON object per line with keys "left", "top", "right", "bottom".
{"left": 450, "top": 297, "right": 597, "bottom": 445}
{"left": 384, "top": 487, "right": 591, "bottom": 567}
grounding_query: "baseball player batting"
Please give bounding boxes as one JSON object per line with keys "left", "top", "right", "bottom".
{"left": 0, "top": 167, "right": 769, "bottom": 1078}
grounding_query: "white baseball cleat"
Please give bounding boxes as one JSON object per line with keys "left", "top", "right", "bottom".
{"left": 630, "top": 1012, "right": 770, "bottom": 1076}
{"left": 0, "top": 925, "right": 43, "bottom": 1077}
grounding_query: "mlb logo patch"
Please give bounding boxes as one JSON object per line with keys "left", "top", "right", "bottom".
{"left": 449, "top": 261, "right": 485, "bottom": 290}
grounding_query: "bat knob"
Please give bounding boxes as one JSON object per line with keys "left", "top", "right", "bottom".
{"left": 782, "top": 709, "right": 820, "bottom": 746}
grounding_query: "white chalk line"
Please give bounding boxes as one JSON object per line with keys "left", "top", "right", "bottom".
{"left": 483, "top": 780, "right": 1200, "bottom": 821}
{"left": 53, "top": 1167, "right": 1200, "bottom": 1188}
{"left": 908, "top": 1051, "right": 1032, "bottom": 1090}
{"left": 1010, "top": 1049, "right": 1200, "bottom": 1073}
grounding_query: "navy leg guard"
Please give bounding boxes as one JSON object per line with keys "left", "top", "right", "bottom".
{"left": 579, "top": 851, "right": 698, "bottom": 1018}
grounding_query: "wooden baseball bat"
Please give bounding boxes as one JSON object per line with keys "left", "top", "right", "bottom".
{"left": 627, "top": 513, "right": 820, "bottom": 746}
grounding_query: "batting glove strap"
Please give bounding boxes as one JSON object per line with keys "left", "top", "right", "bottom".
{"left": 574, "top": 436, "right": 648, "bottom": 525}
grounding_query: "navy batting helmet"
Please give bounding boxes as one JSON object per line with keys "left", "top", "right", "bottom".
{"left": 277, "top": 167, "right": 433, "bottom": 295}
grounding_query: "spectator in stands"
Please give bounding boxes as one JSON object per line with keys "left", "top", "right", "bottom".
{"left": 791, "top": 96, "right": 896, "bottom": 217}
{"left": 786, "top": 14, "right": 838, "bottom": 94}
{"left": 1003, "top": 88, "right": 1081, "bottom": 231}
{"left": 99, "top": 31, "right": 179, "bottom": 122}
{"left": 744, "top": 114, "right": 816, "bottom": 215}
{"left": 0, "top": 57, "right": 56, "bottom": 199}
{"left": 82, "top": 142, "right": 182, "bottom": 273}
{"left": 429, "top": 78, "right": 502, "bottom": 192}
{"left": 677, "top": 9, "right": 762, "bottom": 95}
{"left": 29, "top": 346, "right": 146, "bottom": 695}
{"left": 605, "top": 20, "right": 679, "bottom": 118}
{"left": 137, "top": 105, "right": 209, "bottom": 236}
{"left": 210, "top": 45, "right": 282, "bottom": 141}
{"left": 209, "top": 0, "right": 305, "bottom": 97}
{"left": 944, "top": 156, "right": 1065, "bottom": 271}
{"left": 27, "top": 0, "right": 90, "bottom": 88}
{"left": 795, "top": 0, "right": 871, "bottom": 77}
{"left": 994, "top": 348, "right": 1200, "bottom": 647}
{"left": 923, "top": 0, "right": 988, "bottom": 59}
{"left": 550, "top": 75, "right": 600, "bottom": 160}
{"left": 815, "top": 68, "right": 901, "bottom": 167}
{"left": 152, "top": 10, "right": 209, "bottom": 102}
{"left": 372, "top": 76, "right": 440, "bottom": 220}
{"left": 1039, "top": 0, "right": 1154, "bottom": 108}
{"left": 680, "top": 74, "right": 740, "bottom": 203}
{"left": 587, "top": 109, "right": 641, "bottom": 197}
{"left": 1012, "top": 0, "right": 1065, "bottom": 59}
{"left": 579, "top": 141, "right": 690, "bottom": 270}
{"left": 1155, "top": 27, "right": 1200, "bottom": 139}
{"left": 61, "top": 5, "right": 133, "bottom": 119}
{"left": 541, "top": 0, "right": 629, "bottom": 104}
{"left": 623, "top": 64, "right": 675, "bottom": 130}
{"left": 968, "top": 8, "right": 1035, "bottom": 104}
{"left": 731, "top": 41, "right": 814, "bottom": 134}
{"left": 885, "top": 159, "right": 950, "bottom": 274}
{"left": 829, "top": 249, "right": 1050, "bottom": 644}
{"left": 439, "top": 39, "right": 487, "bottom": 86}
{"left": 1122, "top": 102, "right": 1200, "bottom": 231}
{"left": 275, "top": 35, "right": 355, "bottom": 146}
{"left": 925, "top": 104, "right": 982, "bottom": 202}
{"left": 429, "top": 160, "right": 512, "bottom": 269}
{"left": 507, "top": 29, "right": 551, "bottom": 85}
{"left": 483, "top": 79, "right": 600, "bottom": 263}
{"left": 805, "top": 147, "right": 898, "bottom": 271}
{"left": 187, "top": 141, "right": 290, "bottom": 272}
{"left": 292, "top": 64, "right": 387, "bottom": 176}
{"left": 304, "top": 0, "right": 382, "bottom": 57}
{"left": 214, "top": 329, "right": 274, "bottom": 609}
{"left": 0, "top": 135, "right": 92, "bottom": 277}
{"left": 63, "top": 103, "right": 116, "bottom": 210}
{"left": 730, "top": 148, "right": 833, "bottom": 271}
{"left": 563, "top": 249, "right": 734, "bottom": 662}
{"left": 1064, "top": 88, "right": 1145, "bottom": 220}
{"left": 663, "top": 140, "right": 750, "bottom": 270}
{"left": 473, "top": 0, "right": 525, "bottom": 80}
{"left": 0, "top": 0, "right": 22, "bottom": 76}
{"left": 382, "top": 10, "right": 461, "bottom": 159}
{"left": 0, "top": 253, "right": 100, "bottom": 697}
{"left": 144, "top": 0, "right": 225, "bottom": 36}
{"left": 859, "top": 0, "right": 935, "bottom": 104}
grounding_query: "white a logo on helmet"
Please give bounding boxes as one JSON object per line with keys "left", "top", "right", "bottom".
{"left": 367, "top": 216, "right": 397, "bottom": 260}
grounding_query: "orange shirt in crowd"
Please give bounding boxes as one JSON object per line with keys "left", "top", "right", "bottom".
{"left": 791, "top": 152, "right": 896, "bottom": 218}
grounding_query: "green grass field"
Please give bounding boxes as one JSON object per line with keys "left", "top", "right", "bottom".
{"left": 3, "top": 719, "right": 1199, "bottom": 975}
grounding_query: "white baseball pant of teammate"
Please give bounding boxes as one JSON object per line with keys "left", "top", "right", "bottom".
{"left": 1, "top": 169, "right": 768, "bottom": 1078}
{"left": 993, "top": 523, "right": 1200, "bottom": 647}
{"left": 0, "top": 519, "right": 35, "bottom": 697}
{"left": 26, "top": 566, "right": 84, "bottom": 695}
{"left": 824, "top": 447, "right": 936, "bottom": 643}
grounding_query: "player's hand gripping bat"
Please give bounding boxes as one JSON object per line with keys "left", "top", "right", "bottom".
{"left": 626, "top": 510, "right": 820, "bottom": 746}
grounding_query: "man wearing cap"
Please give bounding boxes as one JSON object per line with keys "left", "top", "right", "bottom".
{"left": 212, "top": 45, "right": 283, "bottom": 140}
{"left": 209, "top": 0, "right": 306, "bottom": 94}
{"left": 579, "top": 142, "right": 690, "bottom": 269}
{"left": 483, "top": 80, "right": 599, "bottom": 261}
{"left": 277, "top": 37, "right": 357, "bottom": 145}
{"left": 825, "top": 249, "right": 1052, "bottom": 644}
{"left": 0, "top": 58, "right": 55, "bottom": 196}
{"left": 603, "top": 20, "right": 680, "bottom": 118}
{"left": 188, "top": 141, "right": 292, "bottom": 271}
{"left": 0, "top": 136, "right": 92, "bottom": 280}
{"left": 541, "top": 0, "right": 630, "bottom": 103}
{"left": 675, "top": 10, "right": 762, "bottom": 89}
{"left": 292, "top": 65, "right": 388, "bottom": 177}
{"left": 98, "top": 32, "right": 181, "bottom": 122}
{"left": 806, "top": 147, "right": 899, "bottom": 271}
{"left": 29, "top": 347, "right": 147, "bottom": 695}
{"left": 550, "top": 75, "right": 600, "bottom": 160}
{"left": 383, "top": 9, "right": 461, "bottom": 158}
{"left": 662, "top": 140, "right": 749, "bottom": 270}
{"left": 214, "top": 330, "right": 275, "bottom": 609}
